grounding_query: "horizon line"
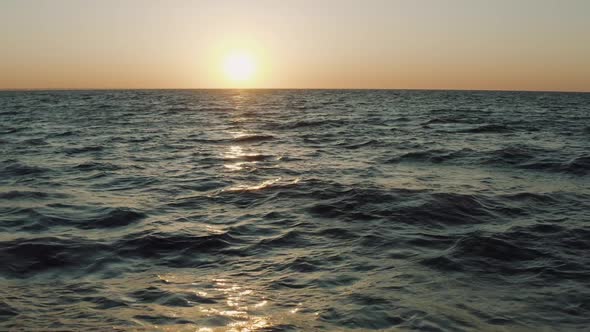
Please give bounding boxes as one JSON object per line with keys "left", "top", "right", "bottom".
{"left": 1, "top": 87, "right": 589, "bottom": 94}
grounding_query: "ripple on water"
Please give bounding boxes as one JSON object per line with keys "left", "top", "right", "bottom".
{"left": 1, "top": 90, "right": 590, "bottom": 330}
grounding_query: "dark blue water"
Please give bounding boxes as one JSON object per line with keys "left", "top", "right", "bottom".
{"left": 1, "top": 90, "right": 589, "bottom": 331}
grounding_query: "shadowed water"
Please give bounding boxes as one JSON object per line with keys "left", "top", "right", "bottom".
{"left": 1, "top": 90, "right": 589, "bottom": 331}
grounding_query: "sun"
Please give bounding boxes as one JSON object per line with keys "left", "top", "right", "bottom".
{"left": 223, "top": 51, "right": 256, "bottom": 82}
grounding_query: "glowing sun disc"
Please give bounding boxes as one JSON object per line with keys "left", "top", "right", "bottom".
{"left": 224, "top": 52, "right": 256, "bottom": 82}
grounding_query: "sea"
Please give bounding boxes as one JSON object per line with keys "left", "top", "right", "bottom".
{"left": 1, "top": 89, "right": 589, "bottom": 331}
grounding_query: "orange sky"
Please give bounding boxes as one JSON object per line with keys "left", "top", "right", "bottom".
{"left": 1, "top": 0, "right": 589, "bottom": 91}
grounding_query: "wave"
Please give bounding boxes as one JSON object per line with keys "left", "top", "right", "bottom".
{"left": 0, "top": 126, "right": 23, "bottom": 135}
{"left": 482, "top": 145, "right": 589, "bottom": 175}
{"left": 163, "top": 106, "right": 194, "bottom": 114}
{"left": 64, "top": 145, "right": 104, "bottom": 155}
{"left": 46, "top": 130, "right": 75, "bottom": 138}
{"left": 22, "top": 138, "right": 48, "bottom": 145}
{"left": 223, "top": 154, "right": 274, "bottom": 162}
{"left": 339, "top": 139, "right": 382, "bottom": 150}
{"left": 1, "top": 206, "right": 145, "bottom": 232}
{"left": 0, "top": 161, "right": 48, "bottom": 177}
{"left": 561, "top": 156, "right": 590, "bottom": 175}
{"left": 381, "top": 144, "right": 589, "bottom": 176}
{"left": 428, "top": 108, "right": 481, "bottom": 113}
{"left": 305, "top": 184, "right": 499, "bottom": 227}
{"left": 424, "top": 115, "right": 477, "bottom": 124}
{"left": 387, "top": 149, "right": 471, "bottom": 164}
{"left": 129, "top": 286, "right": 216, "bottom": 306}
{"left": 113, "top": 231, "right": 236, "bottom": 262}
{"left": 0, "top": 236, "right": 107, "bottom": 276}
{"left": 223, "top": 178, "right": 300, "bottom": 193}
{"left": 73, "top": 162, "right": 121, "bottom": 171}
{"left": 0, "top": 230, "right": 239, "bottom": 276}
{"left": 460, "top": 124, "right": 511, "bottom": 133}
{"left": 198, "top": 106, "right": 237, "bottom": 112}
{"left": 0, "top": 301, "right": 18, "bottom": 318}
{"left": 76, "top": 208, "right": 145, "bottom": 229}
{"left": 232, "top": 134, "right": 276, "bottom": 143}
{"left": 420, "top": 233, "right": 545, "bottom": 274}
{"left": 484, "top": 145, "right": 539, "bottom": 165}
{"left": 0, "top": 190, "right": 58, "bottom": 200}
{"left": 518, "top": 155, "right": 590, "bottom": 175}
{"left": 421, "top": 225, "right": 590, "bottom": 279}
{"left": 272, "top": 119, "right": 349, "bottom": 130}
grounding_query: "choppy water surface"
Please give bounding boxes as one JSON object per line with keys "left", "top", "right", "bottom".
{"left": 1, "top": 90, "right": 589, "bottom": 331}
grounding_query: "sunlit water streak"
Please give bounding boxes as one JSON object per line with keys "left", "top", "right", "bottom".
{"left": 0, "top": 90, "right": 589, "bottom": 331}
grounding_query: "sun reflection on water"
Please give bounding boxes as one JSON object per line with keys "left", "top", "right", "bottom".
{"left": 220, "top": 129, "right": 301, "bottom": 192}
{"left": 178, "top": 94, "right": 305, "bottom": 331}
{"left": 196, "top": 278, "right": 273, "bottom": 331}
{"left": 149, "top": 273, "right": 284, "bottom": 331}
{"left": 222, "top": 144, "right": 263, "bottom": 172}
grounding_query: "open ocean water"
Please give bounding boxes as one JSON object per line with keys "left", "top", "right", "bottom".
{"left": 1, "top": 89, "right": 589, "bottom": 331}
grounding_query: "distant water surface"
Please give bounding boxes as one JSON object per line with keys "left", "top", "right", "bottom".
{"left": 1, "top": 90, "right": 589, "bottom": 331}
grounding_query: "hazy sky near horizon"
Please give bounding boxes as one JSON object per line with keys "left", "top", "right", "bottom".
{"left": 1, "top": 0, "right": 589, "bottom": 91}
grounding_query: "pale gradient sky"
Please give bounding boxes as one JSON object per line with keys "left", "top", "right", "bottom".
{"left": 1, "top": 0, "right": 589, "bottom": 91}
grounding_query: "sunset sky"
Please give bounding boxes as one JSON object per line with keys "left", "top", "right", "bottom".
{"left": 1, "top": 0, "right": 589, "bottom": 91}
